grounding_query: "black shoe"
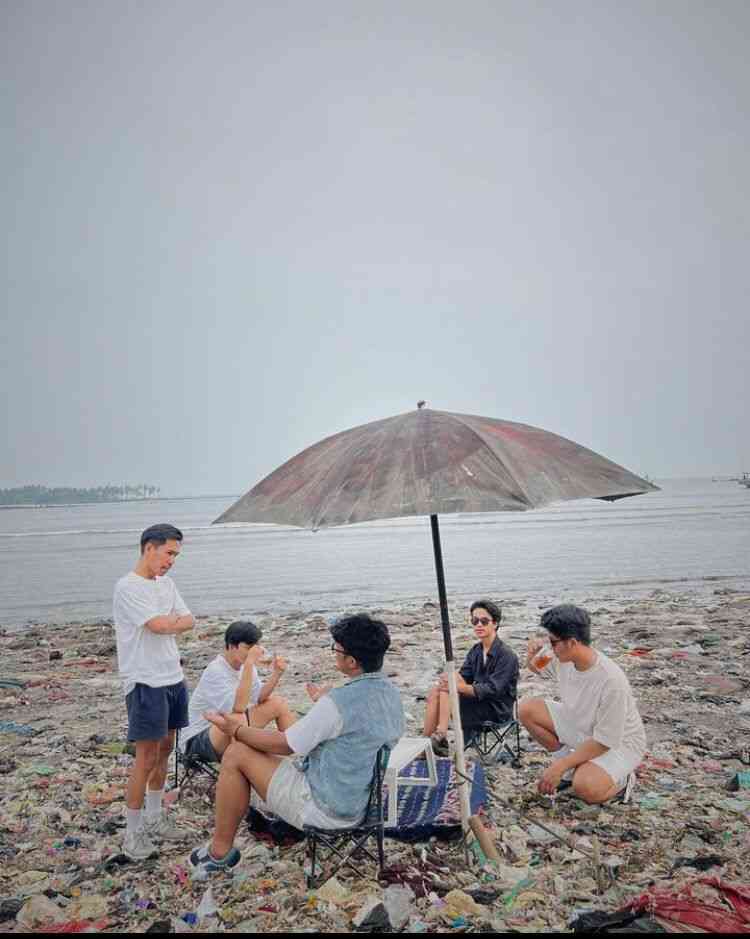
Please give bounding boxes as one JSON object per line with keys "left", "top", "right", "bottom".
{"left": 430, "top": 734, "right": 450, "bottom": 757}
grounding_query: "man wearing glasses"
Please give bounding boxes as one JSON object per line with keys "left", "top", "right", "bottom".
{"left": 520, "top": 604, "right": 646, "bottom": 804}
{"left": 423, "top": 599, "right": 519, "bottom": 756}
{"left": 187, "top": 613, "right": 404, "bottom": 876}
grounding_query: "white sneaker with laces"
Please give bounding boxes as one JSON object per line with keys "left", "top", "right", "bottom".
{"left": 122, "top": 828, "right": 158, "bottom": 860}
{"left": 143, "top": 813, "right": 190, "bottom": 842}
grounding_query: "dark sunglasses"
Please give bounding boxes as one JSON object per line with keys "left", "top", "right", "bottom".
{"left": 471, "top": 616, "right": 493, "bottom": 626}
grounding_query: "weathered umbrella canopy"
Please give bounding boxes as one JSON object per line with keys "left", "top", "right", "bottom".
{"left": 214, "top": 406, "right": 658, "bottom": 836}
{"left": 215, "top": 407, "right": 657, "bottom": 530}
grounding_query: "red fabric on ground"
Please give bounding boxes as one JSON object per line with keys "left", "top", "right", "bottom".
{"left": 626, "top": 878, "right": 750, "bottom": 934}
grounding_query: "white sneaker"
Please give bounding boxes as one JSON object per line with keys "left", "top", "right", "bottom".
{"left": 123, "top": 828, "right": 158, "bottom": 860}
{"left": 143, "top": 813, "right": 190, "bottom": 842}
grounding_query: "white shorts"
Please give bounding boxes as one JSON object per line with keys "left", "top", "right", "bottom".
{"left": 544, "top": 699, "right": 643, "bottom": 789}
{"left": 255, "top": 758, "right": 359, "bottom": 831}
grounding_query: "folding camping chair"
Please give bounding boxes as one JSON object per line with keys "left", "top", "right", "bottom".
{"left": 173, "top": 728, "right": 219, "bottom": 799}
{"left": 303, "top": 745, "right": 388, "bottom": 889}
{"left": 464, "top": 701, "right": 522, "bottom": 768}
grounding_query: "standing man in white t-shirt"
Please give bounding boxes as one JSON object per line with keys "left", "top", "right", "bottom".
{"left": 519, "top": 604, "right": 646, "bottom": 805}
{"left": 113, "top": 523, "right": 194, "bottom": 860}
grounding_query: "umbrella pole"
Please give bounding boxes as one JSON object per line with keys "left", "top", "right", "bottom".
{"left": 430, "top": 514, "right": 472, "bottom": 833}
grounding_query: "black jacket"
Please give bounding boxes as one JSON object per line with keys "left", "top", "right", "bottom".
{"left": 459, "top": 637, "right": 519, "bottom": 724}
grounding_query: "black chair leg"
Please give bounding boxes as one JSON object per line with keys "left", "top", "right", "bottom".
{"left": 307, "top": 835, "right": 318, "bottom": 889}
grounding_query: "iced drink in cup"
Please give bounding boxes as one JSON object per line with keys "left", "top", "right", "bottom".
{"left": 533, "top": 642, "right": 554, "bottom": 670}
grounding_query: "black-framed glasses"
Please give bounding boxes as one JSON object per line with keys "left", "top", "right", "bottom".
{"left": 471, "top": 616, "right": 492, "bottom": 626}
{"left": 330, "top": 642, "right": 348, "bottom": 655}
{"left": 549, "top": 637, "right": 568, "bottom": 647}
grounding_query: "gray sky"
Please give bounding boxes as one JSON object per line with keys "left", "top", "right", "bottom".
{"left": 2, "top": 0, "right": 748, "bottom": 495}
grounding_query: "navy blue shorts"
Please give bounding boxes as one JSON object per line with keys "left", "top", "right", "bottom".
{"left": 126, "top": 681, "right": 189, "bottom": 742}
{"left": 184, "top": 727, "right": 221, "bottom": 763}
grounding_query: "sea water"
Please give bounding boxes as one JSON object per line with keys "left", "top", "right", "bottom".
{"left": 0, "top": 478, "right": 747, "bottom": 629}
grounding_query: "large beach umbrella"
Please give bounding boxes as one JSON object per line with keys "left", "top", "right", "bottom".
{"left": 214, "top": 405, "right": 658, "bottom": 835}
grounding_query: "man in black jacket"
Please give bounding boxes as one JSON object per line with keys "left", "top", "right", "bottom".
{"left": 423, "top": 599, "right": 519, "bottom": 755}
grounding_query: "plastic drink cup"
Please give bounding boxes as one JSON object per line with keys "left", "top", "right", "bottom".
{"left": 533, "top": 643, "right": 553, "bottom": 670}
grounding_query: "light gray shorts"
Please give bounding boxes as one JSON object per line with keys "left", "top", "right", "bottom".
{"left": 544, "top": 698, "right": 643, "bottom": 789}
{"left": 256, "top": 759, "right": 358, "bottom": 831}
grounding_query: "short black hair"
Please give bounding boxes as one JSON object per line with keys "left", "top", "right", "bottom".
{"left": 140, "top": 523, "right": 183, "bottom": 554}
{"left": 540, "top": 604, "right": 592, "bottom": 645}
{"left": 470, "top": 599, "right": 502, "bottom": 625}
{"left": 330, "top": 613, "right": 391, "bottom": 673}
{"left": 225, "top": 620, "right": 263, "bottom": 648}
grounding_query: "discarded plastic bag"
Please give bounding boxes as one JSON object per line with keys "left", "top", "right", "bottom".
{"left": 315, "top": 877, "right": 351, "bottom": 906}
{"left": 196, "top": 886, "right": 218, "bottom": 922}
{"left": 16, "top": 895, "right": 68, "bottom": 929}
{"left": 83, "top": 784, "right": 125, "bottom": 806}
{"left": 68, "top": 896, "right": 108, "bottom": 920}
{"left": 442, "top": 889, "right": 484, "bottom": 919}
{"left": 383, "top": 884, "right": 415, "bottom": 930}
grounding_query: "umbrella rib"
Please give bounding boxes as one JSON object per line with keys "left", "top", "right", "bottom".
{"left": 441, "top": 411, "right": 536, "bottom": 508}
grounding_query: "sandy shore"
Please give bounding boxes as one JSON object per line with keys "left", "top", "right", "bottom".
{"left": 1, "top": 586, "right": 749, "bottom": 932}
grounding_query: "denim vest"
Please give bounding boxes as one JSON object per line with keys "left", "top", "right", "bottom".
{"left": 303, "top": 671, "right": 404, "bottom": 821}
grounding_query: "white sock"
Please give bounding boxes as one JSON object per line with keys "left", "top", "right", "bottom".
{"left": 144, "top": 788, "right": 163, "bottom": 820}
{"left": 126, "top": 808, "right": 143, "bottom": 836}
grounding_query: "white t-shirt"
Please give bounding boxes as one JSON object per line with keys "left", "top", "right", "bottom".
{"left": 284, "top": 695, "right": 346, "bottom": 828}
{"left": 113, "top": 571, "right": 190, "bottom": 695}
{"left": 182, "top": 655, "right": 262, "bottom": 747}
{"left": 542, "top": 650, "right": 646, "bottom": 757}
{"left": 285, "top": 696, "right": 344, "bottom": 758}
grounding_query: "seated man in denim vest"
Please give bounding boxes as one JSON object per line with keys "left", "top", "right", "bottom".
{"left": 188, "top": 613, "right": 405, "bottom": 875}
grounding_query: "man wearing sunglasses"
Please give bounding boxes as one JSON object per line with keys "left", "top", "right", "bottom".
{"left": 520, "top": 604, "right": 646, "bottom": 804}
{"left": 423, "top": 599, "right": 518, "bottom": 756}
{"left": 187, "top": 613, "right": 404, "bottom": 876}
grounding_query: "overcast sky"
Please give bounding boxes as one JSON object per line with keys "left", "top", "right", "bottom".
{"left": 2, "top": 0, "right": 748, "bottom": 496}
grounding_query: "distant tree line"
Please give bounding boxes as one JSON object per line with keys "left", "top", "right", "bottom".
{"left": 0, "top": 484, "right": 161, "bottom": 505}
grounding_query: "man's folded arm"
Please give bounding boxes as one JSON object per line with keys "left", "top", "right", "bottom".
{"left": 232, "top": 724, "right": 293, "bottom": 755}
{"left": 144, "top": 613, "right": 195, "bottom": 635}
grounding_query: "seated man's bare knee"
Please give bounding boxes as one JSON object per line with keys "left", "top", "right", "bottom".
{"left": 572, "top": 765, "right": 613, "bottom": 804}
{"left": 518, "top": 696, "right": 546, "bottom": 725}
{"left": 221, "top": 742, "right": 248, "bottom": 770}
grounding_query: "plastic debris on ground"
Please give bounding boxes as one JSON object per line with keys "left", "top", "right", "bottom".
{"left": 0, "top": 586, "right": 748, "bottom": 932}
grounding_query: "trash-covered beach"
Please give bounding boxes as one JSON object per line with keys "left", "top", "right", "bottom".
{"left": 1, "top": 585, "right": 749, "bottom": 933}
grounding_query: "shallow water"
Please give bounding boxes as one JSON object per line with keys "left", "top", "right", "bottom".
{"left": 0, "top": 478, "right": 748, "bottom": 628}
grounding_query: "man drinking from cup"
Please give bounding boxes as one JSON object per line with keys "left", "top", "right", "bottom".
{"left": 520, "top": 604, "right": 646, "bottom": 804}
